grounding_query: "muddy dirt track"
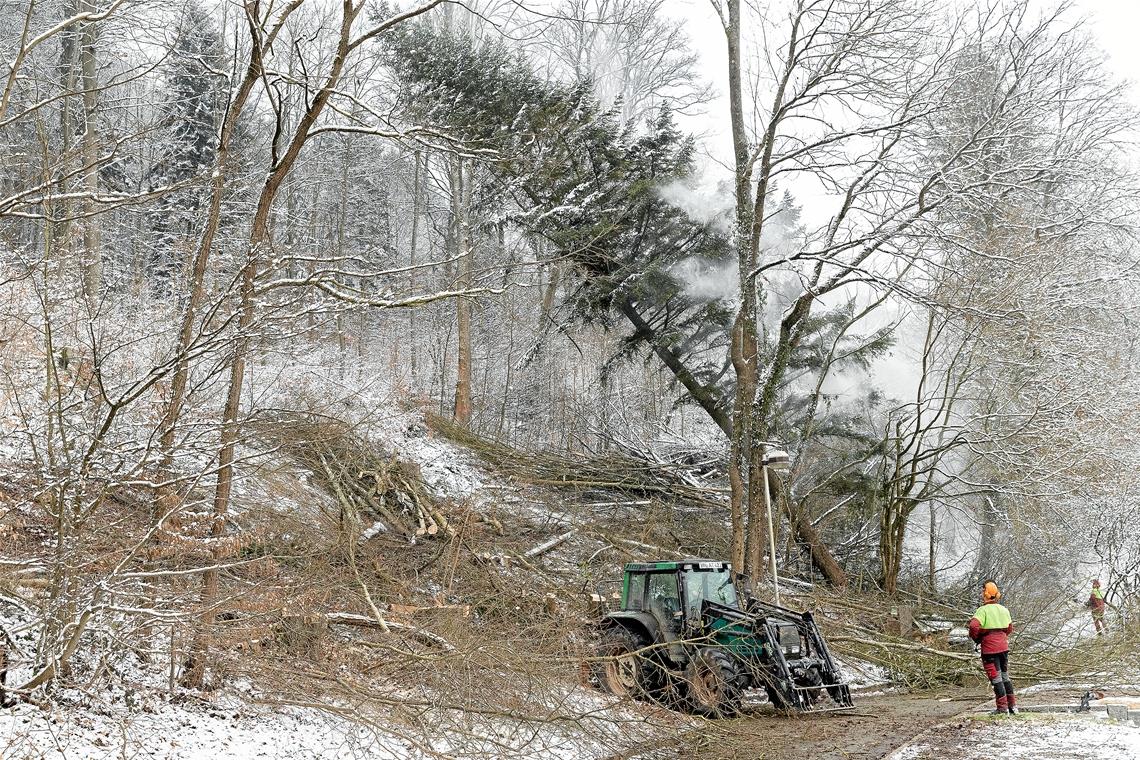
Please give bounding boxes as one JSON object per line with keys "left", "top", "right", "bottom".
{"left": 665, "top": 687, "right": 990, "bottom": 760}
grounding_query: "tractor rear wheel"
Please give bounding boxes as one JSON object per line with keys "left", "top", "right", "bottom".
{"left": 683, "top": 648, "right": 743, "bottom": 718}
{"left": 593, "top": 626, "right": 659, "bottom": 699}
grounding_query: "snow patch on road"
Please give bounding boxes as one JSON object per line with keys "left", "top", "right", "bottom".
{"left": 887, "top": 713, "right": 1140, "bottom": 760}
{"left": 886, "top": 745, "right": 931, "bottom": 760}
{"left": 964, "top": 714, "right": 1140, "bottom": 759}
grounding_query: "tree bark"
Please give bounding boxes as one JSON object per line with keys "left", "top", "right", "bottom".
{"left": 728, "top": 312, "right": 755, "bottom": 576}
{"left": 722, "top": 0, "right": 757, "bottom": 582}
{"left": 794, "top": 500, "right": 849, "bottom": 590}
{"left": 749, "top": 282, "right": 848, "bottom": 587}
{"left": 185, "top": 0, "right": 364, "bottom": 687}
{"left": 78, "top": 0, "right": 101, "bottom": 303}
{"left": 879, "top": 497, "right": 912, "bottom": 596}
{"left": 713, "top": 1, "right": 851, "bottom": 587}
{"left": 451, "top": 157, "right": 473, "bottom": 424}
{"left": 155, "top": 4, "right": 274, "bottom": 527}
{"left": 540, "top": 261, "right": 559, "bottom": 321}
{"left": 975, "top": 495, "right": 999, "bottom": 582}
{"left": 928, "top": 503, "right": 937, "bottom": 593}
{"left": 408, "top": 150, "right": 422, "bottom": 384}
{"left": 51, "top": 0, "right": 80, "bottom": 255}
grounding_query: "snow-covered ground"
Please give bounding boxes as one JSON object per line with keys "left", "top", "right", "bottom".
{"left": 889, "top": 712, "right": 1140, "bottom": 760}
{"left": 0, "top": 694, "right": 409, "bottom": 760}
{"left": 0, "top": 682, "right": 670, "bottom": 760}
{"left": 837, "top": 656, "right": 891, "bottom": 690}
{"left": 396, "top": 429, "right": 485, "bottom": 500}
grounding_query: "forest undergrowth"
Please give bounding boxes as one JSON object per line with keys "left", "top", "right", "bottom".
{"left": 0, "top": 401, "right": 1136, "bottom": 758}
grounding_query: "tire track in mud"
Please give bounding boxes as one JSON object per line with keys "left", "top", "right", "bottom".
{"left": 670, "top": 687, "right": 988, "bottom": 760}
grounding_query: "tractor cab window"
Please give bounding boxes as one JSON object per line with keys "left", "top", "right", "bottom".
{"left": 625, "top": 573, "right": 646, "bottom": 611}
{"left": 646, "top": 572, "right": 682, "bottom": 628}
{"left": 681, "top": 568, "right": 739, "bottom": 619}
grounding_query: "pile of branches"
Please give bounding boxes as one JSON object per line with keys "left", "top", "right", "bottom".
{"left": 260, "top": 413, "right": 452, "bottom": 543}
{"left": 427, "top": 413, "right": 723, "bottom": 507}
{"left": 829, "top": 628, "right": 978, "bottom": 689}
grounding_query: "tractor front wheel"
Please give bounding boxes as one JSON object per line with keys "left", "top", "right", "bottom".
{"left": 594, "top": 626, "right": 658, "bottom": 699}
{"left": 683, "top": 648, "right": 743, "bottom": 718}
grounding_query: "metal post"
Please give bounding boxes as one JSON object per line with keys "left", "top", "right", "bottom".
{"left": 762, "top": 460, "right": 780, "bottom": 605}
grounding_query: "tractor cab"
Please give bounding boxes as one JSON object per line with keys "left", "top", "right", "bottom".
{"left": 620, "top": 560, "right": 738, "bottom": 632}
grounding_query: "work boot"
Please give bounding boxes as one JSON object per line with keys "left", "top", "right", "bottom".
{"left": 989, "top": 708, "right": 1007, "bottom": 716}
{"left": 1007, "top": 706, "right": 1019, "bottom": 715}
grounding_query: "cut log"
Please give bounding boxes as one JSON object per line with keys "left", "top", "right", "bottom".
{"left": 523, "top": 531, "right": 574, "bottom": 559}
{"left": 326, "top": 612, "right": 454, "bottom": 651}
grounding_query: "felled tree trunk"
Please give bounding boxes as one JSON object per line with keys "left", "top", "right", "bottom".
{"left": 788, "top": 498, "right": 848, "bottom": 588}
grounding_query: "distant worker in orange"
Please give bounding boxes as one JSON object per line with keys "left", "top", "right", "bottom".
{"left": 968, "top": 580, "right": 1017, "bottom": 715}
{"left": 1087, "top": 579, "right": 1110, "bottom": 636}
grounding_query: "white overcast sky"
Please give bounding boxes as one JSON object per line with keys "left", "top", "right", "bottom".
{"left": 1078, "top": 0, "right": 1140, "bottom": 101}
{"left": 670, "top": 0, "right": 1140, "bottom": 173}
{"left": 676, "top": 0, "right": 1140, "bottom": 99}
{"left": 654, "top": 0, "right": 1140, "bottom": 400}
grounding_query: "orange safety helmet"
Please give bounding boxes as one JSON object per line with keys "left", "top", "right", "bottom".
{"left": 982, "top": 581, "right": 1001, "bottom": 603}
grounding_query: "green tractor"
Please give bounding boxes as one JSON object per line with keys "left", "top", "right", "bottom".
{"left": 589, "top": 559, "right": 854, "bottom": 717}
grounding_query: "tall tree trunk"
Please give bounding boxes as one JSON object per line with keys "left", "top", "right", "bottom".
{"left": 928, "top": 503, "right": 937, "bottom": 593}
{"left": 743, "top": 284, "right": 847, "bottom": 587}
{"left": 335, "top": 135, "right": 352, "bottom": 369}
{"left": 717, "top": 0, "right": 849, "bottom": 589}
{"left": 183, "top": 0, "right": 366, "bottom": 686}
{"left": 78, "top": 1, "right": 101, "bottom": 303}
{"left": 183, "top": 240, "right": 258, "bottom": 688}
{"left": 728, "top": 313, "right": 754, "bottom": 576}
{"left": 408, "top": 150, "right": 422, "bottom": 385}
{"left": 53, "top": 0, "right": 79, "bottom": 254}
{"left": 975, "top": 495, "right": 999, "bottom": 582}
{"left": 451, "top": 157, "right": 473, "bottom": 424}
{"left": 879, "top": 498, "right": 911, "bottom": 596}
{"left": 722, "top": 0, "right": 759, "bottom": 580}
{"left": 155, "top": 14, "right": 269, "bottom": 526}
